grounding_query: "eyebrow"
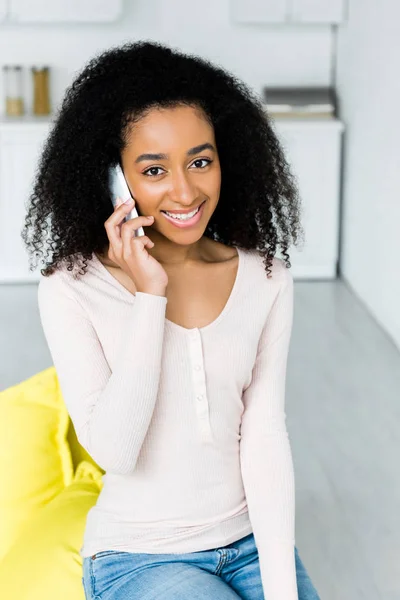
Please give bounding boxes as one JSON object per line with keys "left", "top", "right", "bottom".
{"left": 134, "top": 143, "right": 216, "bottom": 164}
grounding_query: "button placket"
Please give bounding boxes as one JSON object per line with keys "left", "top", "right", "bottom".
{"left": 188, "top": 329, "right": 213, "bottom": 443}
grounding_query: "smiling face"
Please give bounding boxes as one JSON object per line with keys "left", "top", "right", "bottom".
{"left": 120, "top": 104, "right": 221, "bottom": 248}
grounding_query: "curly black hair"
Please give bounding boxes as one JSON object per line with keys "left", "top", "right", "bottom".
{"left": 21, "top": 39, "right": 303, "bottom": 279}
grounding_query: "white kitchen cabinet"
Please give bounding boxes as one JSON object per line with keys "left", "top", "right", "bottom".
{"left": 273, "top": 118, "right": 344, "bottom": 279}
{"left": 231, "top": 0, "right": 347, "bottom": 24}
{"left": 0, "top": 116, "right": 343, "bottom": 283}
{"left": 231, "top": 0, "right": 288, "bottom": 24}
{"left": 5, "top": 0, "right": 123, "bottom": 23}
{"left": 0, "top": 116, "right": 52, "bottom": 283}
{"left": 291, "top": 0, "right": 346, "bottom": 24}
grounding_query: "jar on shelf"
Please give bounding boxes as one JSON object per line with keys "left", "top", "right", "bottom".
{"left": 2, "top": 65, "right": 25, "bottom": 116}
{"left": 32, "top": 66, "right": 51, "bottom": 115}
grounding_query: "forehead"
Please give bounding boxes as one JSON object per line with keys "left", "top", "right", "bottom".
{"left": 126, "top": 105, "right": 215, "bottom": 148}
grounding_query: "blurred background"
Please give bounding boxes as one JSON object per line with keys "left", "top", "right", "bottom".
{"left": 0, "top": 1, "right": 399, "bottom": 599}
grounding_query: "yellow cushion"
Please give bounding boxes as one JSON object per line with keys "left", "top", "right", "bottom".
{"left": 0, "top": 460, "right": 103, "bottom": 599}
{"left": 0, "top": 366, "right": 73, "bottom": 561}
{"left": 67, "top": 418, "right": 104, "bottom": 475}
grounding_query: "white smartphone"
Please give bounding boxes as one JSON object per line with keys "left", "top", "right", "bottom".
{"left": 108, "top": 163, "right": 145, "bottom": 237}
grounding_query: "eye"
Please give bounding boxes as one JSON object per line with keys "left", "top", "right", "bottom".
{"left": 142, "top": 158, "right": 213, "bottom": 178}
{"left": 190, "top": 158, "right": 213, "bottom": 169}
{"left": 142, "top": 166, "right": 165, "bottom": 177}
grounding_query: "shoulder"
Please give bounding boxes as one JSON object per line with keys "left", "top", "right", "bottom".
{"left": 38, "top": 254, "right": 99, "bottom": 294}
{"left": 38, "top": 267, "right": 67, "bottom": 295}
{"left": 243, "top": 249, "right": 293, "bottom": 287}
{"left": 37, "top": 262, "right": 87, "bottom": 308}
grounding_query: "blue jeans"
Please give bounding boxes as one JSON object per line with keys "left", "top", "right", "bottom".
{"left": 82, "top": 532, "right": 320, "bottom": 599}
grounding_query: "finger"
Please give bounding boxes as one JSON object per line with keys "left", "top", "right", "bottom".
{"left": 105, "top": 198, "right": 130, "bottom": 253}
{"left": 121, "top": 232, "right": 153, "bottom": 259}
{"left": 121, "top": 218, "right": 154, "bottom": 255}
{"left": 106, "top": 198, "right": 134, "bottom": 249}
{"left": 111, "top": 199, "right": 136, "bottom": 223}
{"left": 120, "top": 213, "right": 154, "bottom": 231}
{"left": 114, "top": 196, "right": 123, "bottom": 210}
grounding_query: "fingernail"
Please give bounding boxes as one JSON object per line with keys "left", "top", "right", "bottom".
{"left": 124, "top": 198, "right": 134, "bottom": 204}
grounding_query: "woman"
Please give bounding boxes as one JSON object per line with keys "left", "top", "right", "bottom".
{"left": 23, "top": 40, "right": 319, "bottom": 599}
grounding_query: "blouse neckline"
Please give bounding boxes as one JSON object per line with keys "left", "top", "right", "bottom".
{"left": 90, "top": 246, "right": 245, "bottom": 334}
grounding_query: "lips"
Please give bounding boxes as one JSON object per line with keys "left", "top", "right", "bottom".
{"left": 160, "top": 200, "right": 206, "bottom": 228}
{"left": 161, "top": 200, "right": 205, "bottom": 215}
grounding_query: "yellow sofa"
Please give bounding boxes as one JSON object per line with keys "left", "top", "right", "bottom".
{"left": 0, "top": 367, "right": 104, "bottom": 600}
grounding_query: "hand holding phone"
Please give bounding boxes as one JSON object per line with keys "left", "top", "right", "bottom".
{"left": 108, "top": 164, "right": 145, "bottom": 236}
{"left": 105, "top": 164, "right": 168, "bottom": 295}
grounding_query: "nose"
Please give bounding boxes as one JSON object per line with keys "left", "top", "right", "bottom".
{"left": 169, "top": 168, "right": 197, "bottom": 207}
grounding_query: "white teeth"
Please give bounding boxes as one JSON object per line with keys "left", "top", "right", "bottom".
{"left": 164, "top": 206, "right": 200, "bottom": 220}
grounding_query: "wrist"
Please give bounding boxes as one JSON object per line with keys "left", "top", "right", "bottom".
{"left": 136, "top": 288, "right": 167, "bottom": 297}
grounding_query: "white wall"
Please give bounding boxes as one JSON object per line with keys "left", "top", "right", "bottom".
{"left": 0, "top": 0, "right": 333, "bottom": 115}
{"left": 335, "top": 0, "right": 400, "bottom": 349}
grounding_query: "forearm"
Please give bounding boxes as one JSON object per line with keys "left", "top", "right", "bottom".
{"left": 241, "top": 431, "right": 298, "bottom": 599}
{"left": 71, "top": 291, "right": 168, "bottom": 475}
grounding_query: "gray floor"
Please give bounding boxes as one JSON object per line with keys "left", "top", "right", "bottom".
{"left": 1, "top": 278, "right": 399, "bottom": 600}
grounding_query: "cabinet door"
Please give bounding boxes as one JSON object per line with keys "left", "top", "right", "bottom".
{"left": 8, "top": 0, "right": 122, "bottom": 23}
{"left": 0, "top": 125, "right": 52, "bottom": 282}
{"left": 273, "top": 122, "right": 343, "bottom": 279}
{"left": 291, "top": 0, "right": 346, "bottom": 24}
{"left": 231, "top": 0, "right": 288, "bottom": 24}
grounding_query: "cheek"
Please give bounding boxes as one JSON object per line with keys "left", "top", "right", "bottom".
{"left": 210, "top": 162, "right": 221, "bottom": 186}
{"left": 133, "top": 179, "right": 162, "bottom": 211}
{"left": 209, "top": 170, "right": 221, "bottom": 196}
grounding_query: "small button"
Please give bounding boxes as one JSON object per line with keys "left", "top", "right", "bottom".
{"left": 196, "top": 394, "right": 203, "bottom": 401}
{"left": 194, "top": 365, "right": 201, "bottom": 371}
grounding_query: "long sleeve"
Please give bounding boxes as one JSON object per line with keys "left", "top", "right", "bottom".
{"left": 239, "top": 265, "right": 298, "bottom": 600}
{"left": 37, "top": 274, "right": 168, "bottom": 476}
